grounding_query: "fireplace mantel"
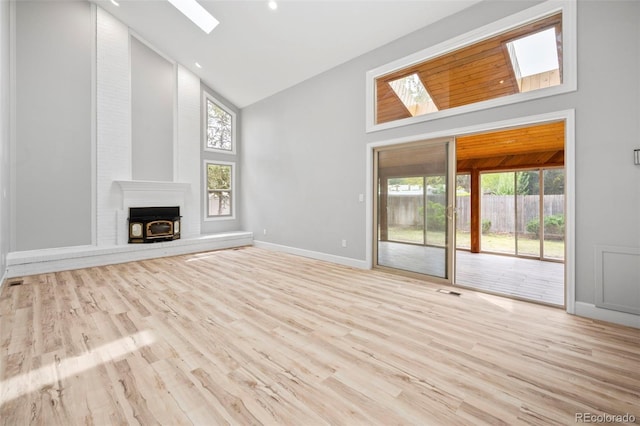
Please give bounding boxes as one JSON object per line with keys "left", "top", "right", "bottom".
{"left": 115, "top": 180, "right": 190, "bottom": 193}
{"left": 114, "top": 180, "right": 192, "bottom": 245}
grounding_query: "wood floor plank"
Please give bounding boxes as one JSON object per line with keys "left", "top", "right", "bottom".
{"left": 151, "top": 358, "right": 231, "bottom": 425}
{"left": 1, "top": 246, "right": 639, "bottom": 425}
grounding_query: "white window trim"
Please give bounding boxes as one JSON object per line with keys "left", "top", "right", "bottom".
{"left": 203, "top": 160, "right": 236, "bottom": 221}
{"left": 366, "top": 0, "right": 577, "bottom": 133}
{"left": 203, "top": 91, "right": 236, "bottom": 155}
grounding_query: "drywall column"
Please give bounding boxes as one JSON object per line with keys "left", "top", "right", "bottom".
{"left": 176, "top": 65, "right": 201, "bottom": 238}
{"left": 96, "top": 7, "right": 131, "bottom": 246}
{"left": 131, "top": 37, "right": 174, "bottom": 182}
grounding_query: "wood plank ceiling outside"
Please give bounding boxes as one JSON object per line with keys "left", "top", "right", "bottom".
{"left": 376, "top": 121, "right": 565, "bottom": 178}
{"left": 376, "top": 13, "right": 562, "bottom": 125}
{"left": 456, "top": 121, "right": 565, "bottom": 173}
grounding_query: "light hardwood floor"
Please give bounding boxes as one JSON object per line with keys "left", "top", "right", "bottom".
{"left": 1, "top": 247, "right": 639, "bottom": 425}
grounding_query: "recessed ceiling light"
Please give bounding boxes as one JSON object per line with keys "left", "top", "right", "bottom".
{"left": 268, "top": 1, "right": 278, "bottom": 11}
{"left": 195, "top": 62, "right": 202, "bottom": 69}
{"left": 110, "top": 0, "right": 119, "bottom": 6}
{"left": 167, "top": 0, "right": 219, "bottom": 34}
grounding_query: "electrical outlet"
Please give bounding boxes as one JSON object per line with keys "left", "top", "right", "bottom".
{"left": 341, "top": 239, "right": 347, "bottom": 248}
{"left": 263, "top": 229, "right": 267, "bottom": 235}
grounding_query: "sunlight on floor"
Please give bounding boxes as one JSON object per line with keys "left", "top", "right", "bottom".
{"left": 1, "top": 330, "right": 155, "bottom": 404}
{"left": 476, "top": 292, "right": 516, "bottom": 312}
{"left": 185, "top": 251, "right": 227, "bottom": 262}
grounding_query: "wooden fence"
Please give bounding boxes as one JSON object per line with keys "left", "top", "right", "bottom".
{"left": 388, "top": 193, "right": 564, "bottom": 234}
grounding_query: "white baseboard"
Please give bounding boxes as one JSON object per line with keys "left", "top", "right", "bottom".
{"left": 253, "top": 240, "right": 369, "bottom": 270}
{"left": 6, "top": 232, "right": 253, "bottom": 278}
{"left": 575, "top": 302, "right": 640, "bottom": 329}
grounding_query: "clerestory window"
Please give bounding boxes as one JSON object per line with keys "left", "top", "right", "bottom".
{"left": 367, "top": 1, "right": 576, "bottom": 132}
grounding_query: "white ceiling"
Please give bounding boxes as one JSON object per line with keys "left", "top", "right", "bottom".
{"left": 94, "top": 0, "right": 481, "bottom": 108}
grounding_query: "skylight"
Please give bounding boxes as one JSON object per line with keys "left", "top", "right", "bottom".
{"left": 507, "top": 27, "right": 559, "bottom": 80}
{"left": 167, "top": 0, "right": 219, "bottom": 34}
{"left": 388, "top": 74, "right": 438, "bottom": 116}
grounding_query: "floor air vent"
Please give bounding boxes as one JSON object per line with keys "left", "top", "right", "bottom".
{"left": 438, "top": 288, "right": 461, "bottom": 296}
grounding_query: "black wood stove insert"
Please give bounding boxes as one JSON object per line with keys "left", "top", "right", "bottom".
{"left": 128, "top": 206, "right": 181, "bottom": 243}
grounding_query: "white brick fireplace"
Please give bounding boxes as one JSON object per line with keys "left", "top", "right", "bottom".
{"left": 4, "top": 6, "right": 252, "bottom": 279}
{"left": 115, "top": 180, "right": 190, "bottom": 245}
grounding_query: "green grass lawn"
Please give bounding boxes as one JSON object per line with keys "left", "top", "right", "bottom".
{"left": 386, "top": 227, "right": 564, "bottom": 260}
{"left": 480, "top": 232, "right": 564, "bottom": 259}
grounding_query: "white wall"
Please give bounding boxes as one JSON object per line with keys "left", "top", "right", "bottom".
{"left": 14, "top": 1, "right": 93, "bottom": 251}
{"left": 0, "top": 0, "right": 10, "bottom": 278}
{"left": 242, "top": 1, "right": 534, "bottom": 260}
{"left": 571, "top": 1, "right": 639, "bottom": 319}
{"left": 177, "top": 66, "right": 202, "bottom": 239}
{"left": 241, "top": 1, "right": 640, "bottom": 321}
{"left": 131, "top": 36, "right": 174, "bottom": 182}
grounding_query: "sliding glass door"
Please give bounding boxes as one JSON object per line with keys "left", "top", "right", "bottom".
{"left": 480, "top": 168, "right": 564, "bottom": 261}
{"left": 374, "top": 138, "right": 456, "bottom": 282}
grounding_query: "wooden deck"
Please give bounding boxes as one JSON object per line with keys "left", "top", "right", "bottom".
{"left": 378, "top": 242, "right": 564, "bottom": 306}
{"left": 456, "top": 251, "right": 564, "bottom": 306}
{"left": 2, "top": 247, "right": 637, "bottom": 425}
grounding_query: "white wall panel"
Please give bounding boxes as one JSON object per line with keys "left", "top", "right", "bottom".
{"left": 595, "top": 246, "right": 640, "bottom": 315}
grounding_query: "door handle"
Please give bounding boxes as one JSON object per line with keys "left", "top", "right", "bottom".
{"left": 447, "top": 205, "right": 457, "bottom": 220}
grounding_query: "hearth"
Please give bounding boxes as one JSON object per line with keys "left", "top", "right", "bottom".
{"left": 128, "top": 206, "right": 181, "bottom": 243}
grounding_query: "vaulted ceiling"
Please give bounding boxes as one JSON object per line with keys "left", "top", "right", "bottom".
{"left": 93, "top": 0, "right": 481, "bottom": 108}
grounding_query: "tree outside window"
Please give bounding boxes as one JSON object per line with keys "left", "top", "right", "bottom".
{"left": 207, "top": 163, "right": 232, "bottom": 217}
{"left": 205, "top": 93, "right": 235, "bottom": 153}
